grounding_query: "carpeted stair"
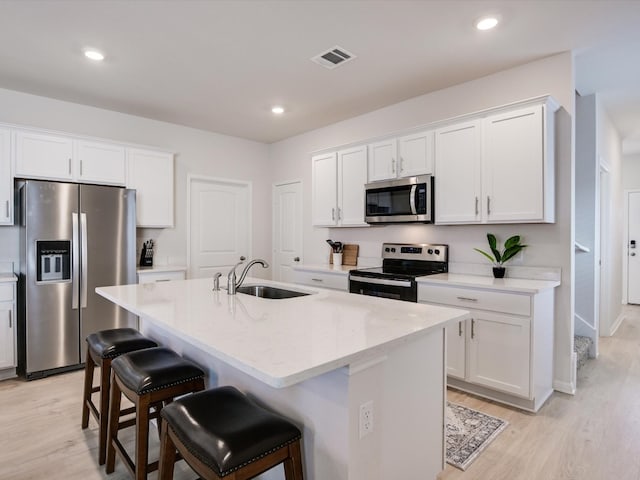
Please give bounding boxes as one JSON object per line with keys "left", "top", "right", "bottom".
{"left": 574, "top": 335, "right": 593, "bottom": 370}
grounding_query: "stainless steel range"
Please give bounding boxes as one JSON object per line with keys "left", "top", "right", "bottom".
{"left": 349, "top": 243, "right": 448, "bottom": 302}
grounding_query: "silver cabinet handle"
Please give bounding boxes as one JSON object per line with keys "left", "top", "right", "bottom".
{"left": 337, "top": 207, "right": 341, "bottom": 220}
{"left": 68, "top": 158, "right": 72, "bottom": 175}
{"left": 458, "top": 321, "right": 462, "bottom": 337}
{"left": 71, "top": 213, "right": 79, "bottom": 309}
{"left": 331, "top": 208, "right": 335, "bottom": 221}
{"left": 487, "top": 196, "right": 491, "bottom": 215}
{"left": 456, "top": 296, "right": 478, "bottom": 302}
{"left": 399, "top": 157, "right": 404, "bottom": 173}
{"left": 294, "top": 257, "right": 300, "bottom": 262}
{"left": 5, "top": 200, "right": 8, "bottom": 218}
{"left": 80, "top": 159, "right": 83, "bottom": 176}
{"left": 155, "top": 279, "right": 171, "bottom": 282}
{"left": 8, "top": 310, "right": 11, "bottom": 329}
{"left": 311, "top": 278, "right": 324, "bottom": 282}
{"left": 391, "top": 158, "right": 396, "bottom": 173}
{"left": 471, "top": 318, "right": 475, "bottom": 339}
{"left": 475, "top": 197, "right": 479, "bottom": 216}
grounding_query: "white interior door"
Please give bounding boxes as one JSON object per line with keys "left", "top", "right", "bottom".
{"left": 627, "top": 191, "right": 640, "bottom": 304}
{"left": 188, "top": 177, "right": 251, "bottom": 279}
{"left": 272, "top": 181, "right": 302, "bottom": 282}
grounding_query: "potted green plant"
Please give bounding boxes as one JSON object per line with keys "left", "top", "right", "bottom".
{"left": 474, "top": 233, "right": 527, "bottom": 278}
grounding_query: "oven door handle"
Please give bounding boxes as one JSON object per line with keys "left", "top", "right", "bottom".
{"left": 350, "top": 275, "right": 413, "bottom": 287}
{"left": 410, "top": 184, "right": 417, "bottom": 215}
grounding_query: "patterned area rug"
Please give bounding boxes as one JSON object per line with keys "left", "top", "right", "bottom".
{"left": 446, "top": 402, "right": 508, "bottom": 470}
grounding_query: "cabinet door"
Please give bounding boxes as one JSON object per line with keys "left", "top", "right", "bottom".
{"left": 467, "top": 311, "right": 530, "bottom": 398}
{"left": 446, "top": 320, "right": 466, "bottom": 380}
{"left": 0, "top": 128, "right": 12, "bottom": 225}
{"left": 434, "top": 121, "right": 482, "bottom": 224}
{"left": 76, "top": 140, "right": 126, "bottom": 185}
{"left": 338, "top": 146, "right": 368, "bottom": 226}
{"left": 367, "top": 139, "right": 396, "bottom": 182}
{"left": 312, "top": 152, "right": 338, "bottom": 226}
{"left": 14, "top": 130, "right": 74, "bottom": 181}
{"left": 0, "top": 304, "right": 14, "bottom": 370}
{"left": 398, "top": 130, "right": 433, "bottom": 177}
{"left": 483, "top": 105, "right": 544, "bottom": 222}
{"left": 127, "top": 149, "right": 174, "bottom": 227}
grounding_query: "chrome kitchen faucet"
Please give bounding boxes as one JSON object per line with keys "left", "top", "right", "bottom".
{"left": 227, "top": 259, "right": 269, "bottom": 294}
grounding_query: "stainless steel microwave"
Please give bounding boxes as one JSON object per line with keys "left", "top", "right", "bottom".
{"left": 365, "top": 175, "right": 434, "bottom": 224}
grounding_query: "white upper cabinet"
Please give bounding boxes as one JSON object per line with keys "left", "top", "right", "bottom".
{"left": 337, "top": 146, "right": 368, "bottom": 227}
{"left": 483, "top": 104, "right": 553, "bottom": 223}
{"left": 312, "top": 152, "right": 338, "bottom": 226}
{"left": 398, "top": 130, "right": 434, "bottom": 178}
{"left": 75, "top": 140, "right": 126, "bottom": 185}
{"left": 367, "top": 139, "right": 397, "bottom": 182}
{"left": 435, "top": 97, "right": 557, "bottom": 225}
{"left": 127, "top": 148, "right": 174, "bottom": 228}
{"left": 14, "top": 130, "right": 128, "bottom": 186}
{"left": 367, "top": 131, "right": 433, "bottom": 182}
{"left": 14, "top": 130, "right": 74, "bottom": 181}
{"left": 312, "top": 146, "right": 368, "bottom": 227}
{"left": 435, "top": 120, "right": 482, "bottom": 224}
{"left": 0, "top": 128, "right": 12, "bottom": 225}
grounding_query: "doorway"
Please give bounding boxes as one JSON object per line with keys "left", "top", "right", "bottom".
{"left": 272, "top": 180, "right": 303, "bottom": 282}
{"left": 626, "top": 190, "right": 640, "bottom": 305}
{"left": 187, "top": 175, "right": 251, "bottom": 279}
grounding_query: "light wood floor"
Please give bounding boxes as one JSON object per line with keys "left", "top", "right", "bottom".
{"left": 2, "top": 307, "right": 640, "bottom": 480}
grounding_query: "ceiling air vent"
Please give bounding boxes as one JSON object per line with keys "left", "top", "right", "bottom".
{"left": 311, "top": 46, "right": 356, "bottom": 70}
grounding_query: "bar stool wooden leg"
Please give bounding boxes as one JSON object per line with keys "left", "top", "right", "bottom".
{"left": 106, "top": 371, "right": 123, "bottom": 474}
{"left": 283, "top": 440, "right": 304, "bottom": 480}
{"left": 135, "top": 395, "right": 151, "bottom": 480}
{"left": 158, "top": 422, "right": 176, "bottom": 480}
{"left": 98, "top": 357, "right": 112, "bottom": 465}
{"left": 81, "top": 344, "right": 94, "bottom": 429}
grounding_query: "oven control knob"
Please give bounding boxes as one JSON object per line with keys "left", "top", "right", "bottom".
{"left": 427, "top": 249, "right": 433, "bottom": 254}
{"left": 391, "top": 248, "right": 396, "bottom": 253}
{"left": 385, "top": 247, "right": 390, "bottom": 252}
{"left": 434, "top": 249, "right": 440, "bottom": 255}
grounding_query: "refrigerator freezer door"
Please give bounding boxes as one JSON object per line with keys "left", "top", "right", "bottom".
{"left": 79, "top": 185, "right": 136, "bottom": 361}
{"left": 23, "top": 181, "right": 80, "bottom": 373}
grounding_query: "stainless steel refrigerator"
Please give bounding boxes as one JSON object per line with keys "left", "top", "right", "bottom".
{"left": 17, "top": 180, "right": 136, "bottom": 379}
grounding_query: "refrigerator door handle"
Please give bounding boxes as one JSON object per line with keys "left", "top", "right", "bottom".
{"left": 80, "top": 213, "right": 88, "bottom": 309}
{"left": 72, "top": 213, "right": 79, "bottom": 309}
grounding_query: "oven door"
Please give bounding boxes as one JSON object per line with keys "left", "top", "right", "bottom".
{"left": 365, "top": 175, "right": 432, "bottom": 224}
{"left": 349, "top": 275, "right": 417, "bottom": 302}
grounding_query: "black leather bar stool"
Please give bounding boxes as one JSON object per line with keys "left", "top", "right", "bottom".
{"left": 81, "top": 328, "right": 158, "bottom": 465}
{"left": 106, "top": 346, "right": 205, "bottom": 480}
{"left": 157, "top": 386, "right": 304, "bottom": 480}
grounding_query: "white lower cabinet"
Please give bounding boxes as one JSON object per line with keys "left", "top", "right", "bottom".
{"left": 420, "top": 282, "right": 554, "bottom": 412}
{"left": 0, "top": 282, "right": 17, "bottom": 377}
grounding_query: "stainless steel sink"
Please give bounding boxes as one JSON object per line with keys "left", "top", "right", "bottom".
{"left": 236, "top": 285, "right": 310, "bottom": 299}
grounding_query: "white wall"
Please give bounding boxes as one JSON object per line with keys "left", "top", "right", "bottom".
{"left": 575, "top": 94, "right": 597, "bottom": 338}
{"left": 269, "top": 53, "right": 577, "bottom": 391}
{"left": 0, "top": 87, "right": 271, "bottom": 277}
{"left": 622, "top": 154, "right": 640, "bottom": 190}
{"left": 596, "top": 99, "right": 623, "bottom": 335}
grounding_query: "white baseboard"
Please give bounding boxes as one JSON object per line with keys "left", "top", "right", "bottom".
{"left": 609, "top": 312, "right": 625, "bottom": 336}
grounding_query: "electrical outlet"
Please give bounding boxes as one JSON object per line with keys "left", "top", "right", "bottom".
{"left": 359, "top": 400, "right": 374, "bottom": 438}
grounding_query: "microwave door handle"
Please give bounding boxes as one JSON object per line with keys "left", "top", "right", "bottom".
{"left": 410, "top": 185, "right": 417, "bottom": 215}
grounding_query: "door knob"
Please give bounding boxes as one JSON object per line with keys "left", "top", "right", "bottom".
{"left": 240, "top": 256, "right": 246, "bottom": 261}
{"left": 632, "top": 252, "right": 636, "bottom": 257}
{"left": 294, "top": 257, "right": 300, "bottom": 262}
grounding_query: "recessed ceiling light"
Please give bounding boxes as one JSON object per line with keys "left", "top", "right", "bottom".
{"left": 271, "top": 106, "right": 285, "bottom": 115}
{"left": 476, "top": 16, "right": 499, "bottom": 31}
{"left": 84, "top": 49, "right": 105, "bottom": 61}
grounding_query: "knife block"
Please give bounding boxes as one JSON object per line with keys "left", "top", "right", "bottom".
{"left": 139, "top": 244, "right": 153, "bottom": 267}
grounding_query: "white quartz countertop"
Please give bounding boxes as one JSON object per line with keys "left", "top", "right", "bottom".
{"left": 291, "top": 264, "right": 355, "bottom": 275}
{"left": 97, "top": 277, "right": 469, "bottom": 388}
{"left": 0, "top": 273, "right": 17, "bottom": 283}
{"left": 417, "top": 273, "right": 560, "bottom": 294}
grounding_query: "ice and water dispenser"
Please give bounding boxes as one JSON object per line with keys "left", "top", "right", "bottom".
{"left": 36, "top": 240, "right": 71, "bottom": 282}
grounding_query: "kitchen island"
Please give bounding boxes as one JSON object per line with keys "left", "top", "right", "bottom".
{"left": 97, "top": 277, "right": 469, "bottom": 480}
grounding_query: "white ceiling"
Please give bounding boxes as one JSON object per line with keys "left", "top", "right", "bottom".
{"left": 0, "top": 1, "right": 639, "bottom": 144}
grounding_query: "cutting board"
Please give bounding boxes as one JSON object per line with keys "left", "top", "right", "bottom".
{"left": 329, "top": 244, "right": 359, "bottom": 266}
